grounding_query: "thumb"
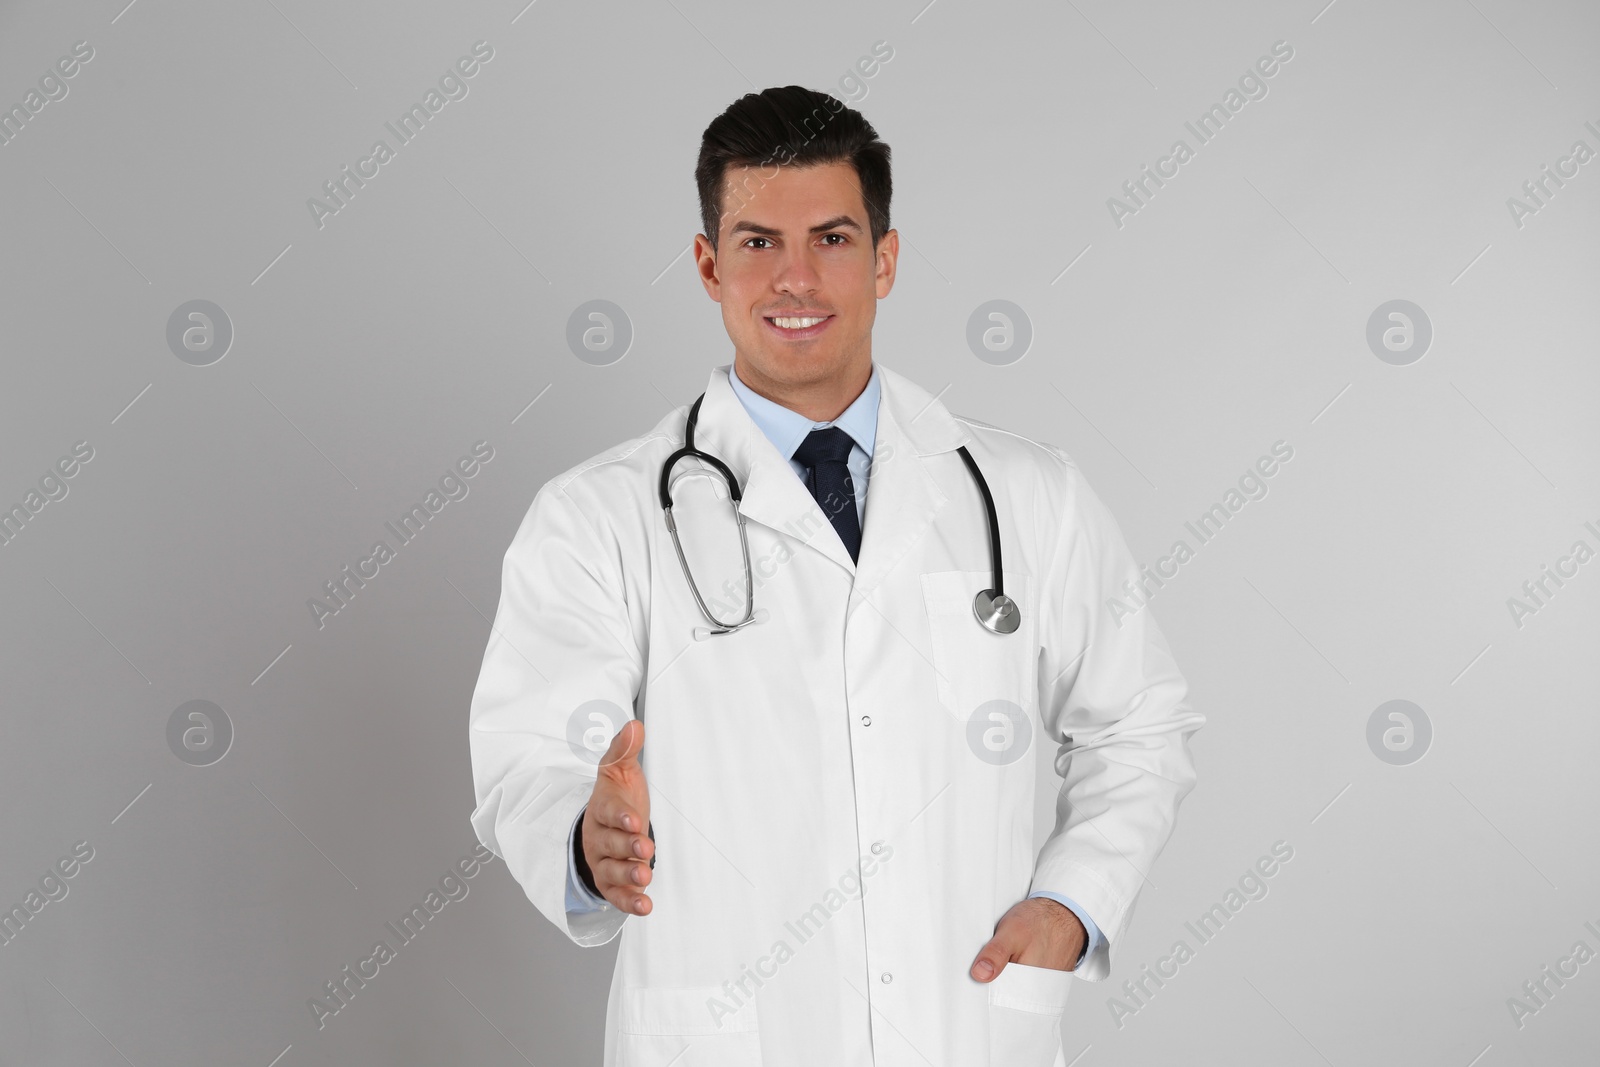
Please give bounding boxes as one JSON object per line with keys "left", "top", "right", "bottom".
{"left": 970, "top": 930, "right": 1019, "bottom": 983}
{"left": 598, "top": 718, "right": 645, "bottom": 774}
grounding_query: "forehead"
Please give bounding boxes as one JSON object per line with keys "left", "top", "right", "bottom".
{"left": 719, "top": 160, "right": 866, "bottom": 229}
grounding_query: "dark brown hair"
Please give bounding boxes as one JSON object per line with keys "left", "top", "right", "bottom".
{"left": 695, "top": 85, "right": 892, "bottom": 251}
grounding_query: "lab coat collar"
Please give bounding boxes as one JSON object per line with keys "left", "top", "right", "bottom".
{"left": 691, "top": 361, "right": 972, "bottom": 593}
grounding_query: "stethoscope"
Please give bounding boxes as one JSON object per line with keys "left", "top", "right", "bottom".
{"left": 659, "top": 392, "right": 1020, "bottom": 638}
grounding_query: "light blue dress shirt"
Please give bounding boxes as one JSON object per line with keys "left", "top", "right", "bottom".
{"left": 566, "top": 362, "right": 1104, "bottom": 967}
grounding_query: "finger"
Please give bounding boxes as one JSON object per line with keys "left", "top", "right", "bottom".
{"left": 593, "top": 856, "right": 652, "bottom": 892}
{"left": 591, "top": 794, "right": 644, "bottom": 835}
{"left": 587, "top": 822, "right": 653, "bottom": 863}
{"left": 597, "top": 718, "right": 645, "bottom": 773}
{"left": 969, "top": 935, "right": 1018, "bottom": 983}
{"left": 603, "top": 885, "right": 652, "bottom": 916}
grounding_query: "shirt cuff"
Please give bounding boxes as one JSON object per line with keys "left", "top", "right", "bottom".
{"left": 565, "top": 806, "right": 611, "bottom": 914}
{"left": 1028, "top": 891, "right": 1103, "bottom": 966}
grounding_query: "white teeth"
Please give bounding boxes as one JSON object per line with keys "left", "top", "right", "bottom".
{"left": 771, "top": 316, "right": 826, "bottom": 329}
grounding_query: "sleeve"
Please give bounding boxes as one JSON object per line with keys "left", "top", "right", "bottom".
{"left": 1029, "top": 450, "right": 1205, "bottom": 982}
{"left": 1026, "top": 891, "right": 1104, "bottom": 967}
{"left": 468, "top": 480, "right": 645, "bottom": 947}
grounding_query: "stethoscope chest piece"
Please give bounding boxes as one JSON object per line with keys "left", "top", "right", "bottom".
{"left": 973, "top": 589, "right": 1020, "bottom": 634}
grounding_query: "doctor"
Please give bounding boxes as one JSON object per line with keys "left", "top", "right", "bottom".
{"left": 469, "top": 85, "right": 1203, "bottom": 1066}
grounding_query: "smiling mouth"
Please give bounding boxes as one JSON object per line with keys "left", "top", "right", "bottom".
{"left": 764, "top": 314, "right": 834, "bottom": 338}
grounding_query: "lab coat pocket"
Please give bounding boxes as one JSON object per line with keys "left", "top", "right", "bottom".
{"left": 617, "top": 985, "right": 763, "bottom": 1067}
{"left": 921, "top": 569, "right": 1037, "bottom": 727}
{"left": 987, "top": 961, "right": 1071, "bottom": 1066}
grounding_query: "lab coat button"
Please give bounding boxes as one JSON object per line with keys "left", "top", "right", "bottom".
{"left": 861, "top": 714, "right": 872, "bottom": 726}
{"left": 871, "top": 841, "right": 884, "bottom": 854}
{"left": 880, "top": 972, "right": 892, "bottom": 983}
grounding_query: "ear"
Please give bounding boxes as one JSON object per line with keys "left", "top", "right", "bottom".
{"left": 695, "top": 233, "right": 721, "bottom": 302}
{"left": 874, "top": 229, "right": 899, "bottom": 300}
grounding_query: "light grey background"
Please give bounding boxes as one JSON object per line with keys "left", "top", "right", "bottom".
{"left": 2, "top": 0, "right": 1596, "bottom": 1064}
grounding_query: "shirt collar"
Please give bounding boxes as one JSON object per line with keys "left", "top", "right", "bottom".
{"left": 727, "top": 361, "right": 880, "bottom": 461}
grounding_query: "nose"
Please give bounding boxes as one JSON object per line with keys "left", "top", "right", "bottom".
{"left": 773, "top": 243, "right": 822, "bottom": 298}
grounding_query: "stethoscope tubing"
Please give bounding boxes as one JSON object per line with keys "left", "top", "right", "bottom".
{"left": 660, "top": 391, "right": 1012, "bottom": 635}
{"left": 954, "top": 444, "right": 1003, "bottom": 599}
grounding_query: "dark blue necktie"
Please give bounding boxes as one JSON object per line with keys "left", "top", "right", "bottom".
{"left": 793, "top": 426, "right": 861, "bottom": 563}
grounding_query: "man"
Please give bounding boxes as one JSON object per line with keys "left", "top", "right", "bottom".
{"left": 468, "top": 85, "right": 1203, "bottom": 1066}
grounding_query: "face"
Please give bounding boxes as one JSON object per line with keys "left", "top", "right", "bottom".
{"left": 695, "top": 161, "right": 897, "bottom": 399}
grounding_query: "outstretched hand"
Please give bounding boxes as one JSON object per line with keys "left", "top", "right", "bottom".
{"left": 580, "top": 719, "right": 655, "bottom": 916}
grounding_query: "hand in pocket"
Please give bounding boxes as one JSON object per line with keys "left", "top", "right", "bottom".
{"left": 970, "top": 897, "right": 1086, "bottom": 981}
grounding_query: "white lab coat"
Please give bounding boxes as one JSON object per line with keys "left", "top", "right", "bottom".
{"left": 468, "top": 362, "right": 1203, "bottom": 1066}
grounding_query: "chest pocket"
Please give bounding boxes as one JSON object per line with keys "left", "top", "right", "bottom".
{"left": 920, "top": 569, "right": 1038, "bottom": 728}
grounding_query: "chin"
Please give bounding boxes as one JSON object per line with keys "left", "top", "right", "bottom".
{"left": 770, "top": 352, "right": 842, "bottom": 379}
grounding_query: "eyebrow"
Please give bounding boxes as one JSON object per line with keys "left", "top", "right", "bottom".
{"left": 727, "top": 214, "right": 865, "bottom": 239}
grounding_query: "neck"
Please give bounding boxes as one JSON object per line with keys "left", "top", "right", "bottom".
{"left": 733, "top": 355, "right": 872, "bottom": 422}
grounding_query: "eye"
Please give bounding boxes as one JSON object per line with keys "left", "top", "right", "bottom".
{"left": 743, "top": 237, "right": 773, "bottom": 249}
{"left": 821, "top": 233, "right": 847, "bottom": 245}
